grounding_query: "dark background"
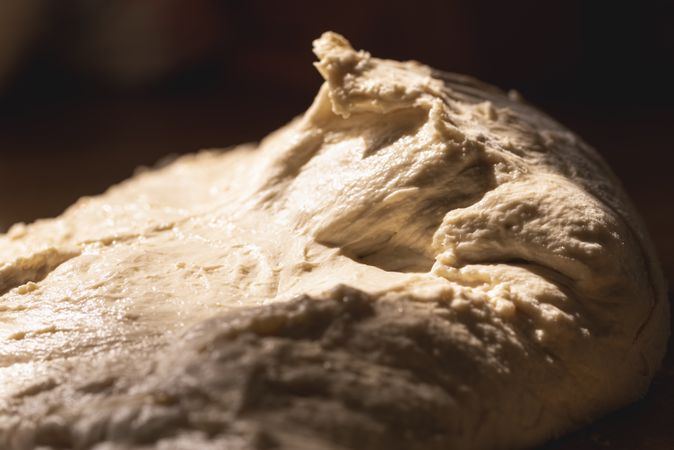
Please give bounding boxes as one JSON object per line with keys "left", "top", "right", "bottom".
{"left": 0, "top": 1, "right": 672, "bottom": 448}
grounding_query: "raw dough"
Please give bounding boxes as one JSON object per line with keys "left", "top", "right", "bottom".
{"left": 0, "top": 32, "right": 669, "bottom": 450}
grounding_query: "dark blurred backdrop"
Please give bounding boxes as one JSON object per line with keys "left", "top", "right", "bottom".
{"left": 6, "top": 0, "right": 670, "bottom": 278}
{"left": 0, "top": 1, "right": 673, "bottom": 448}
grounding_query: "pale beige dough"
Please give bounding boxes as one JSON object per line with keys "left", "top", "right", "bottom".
{"left": 0, "top": 32, "right": 668, "bottom": 450}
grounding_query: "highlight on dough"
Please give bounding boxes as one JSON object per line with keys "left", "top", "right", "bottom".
{"left": 0, "top": 32, "right": 669, "bottom": 449}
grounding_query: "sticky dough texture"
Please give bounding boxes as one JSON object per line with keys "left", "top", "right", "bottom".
{"left": 0, "top": 32, "right": 668, "bottom": 450}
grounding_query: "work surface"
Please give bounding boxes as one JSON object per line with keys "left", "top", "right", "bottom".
{"left": 0, "top": 92, "right": 672, "bottom": 449}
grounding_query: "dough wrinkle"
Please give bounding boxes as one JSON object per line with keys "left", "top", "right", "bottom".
{"left": 0, "top": 248, "right": 79, "bottom": 296}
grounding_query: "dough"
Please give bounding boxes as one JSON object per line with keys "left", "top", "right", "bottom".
{"left": 0, "top": 32, "right": 668, "bottom": 450}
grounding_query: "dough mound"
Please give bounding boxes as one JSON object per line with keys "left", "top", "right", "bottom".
{"left": 0, "top": 32, "right": 669, "bottom": 450}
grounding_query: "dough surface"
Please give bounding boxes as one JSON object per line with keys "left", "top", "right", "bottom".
{"left": 0, "top": 32, "right": 669, "bottom": 450}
